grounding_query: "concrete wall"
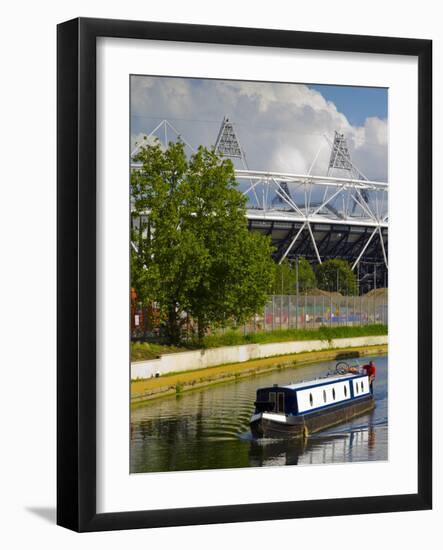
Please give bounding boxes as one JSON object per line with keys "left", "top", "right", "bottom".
{"left": 131, "top": 335, "right": 387, "bottom": 380}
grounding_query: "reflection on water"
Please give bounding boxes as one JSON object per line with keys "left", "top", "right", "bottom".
{"left": 131, "top": 355, "right": 387, "bottom": 473}
{"left": 248, "top": 419, "right": 387, "bottom": 467}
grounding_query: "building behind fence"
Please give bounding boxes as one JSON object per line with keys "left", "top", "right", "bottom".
{"left": 132, "top": 293, "right": 388, "bottom": 340}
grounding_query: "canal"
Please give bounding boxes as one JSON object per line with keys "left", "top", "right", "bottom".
{"left": 130, "top": 354, "right": 387, "bottom": 473}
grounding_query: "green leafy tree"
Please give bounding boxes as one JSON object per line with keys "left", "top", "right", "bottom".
{"left": 272, "top": 260, "right": 294, "bottom": 294}
{"left": 315, "top": 258, "right": 358, "bottom": 295}
{"left": 271, "top": 258, "right": 316, "bottom": 294}
{"left": 131, "top": 140, "right": 275, "bottom": 343}
{"left": 298, "top": 257, "right": 317, "bottom": 293}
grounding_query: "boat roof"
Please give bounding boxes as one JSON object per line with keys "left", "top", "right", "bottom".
{"left": 281, "top": 373, "right": 361, "bottom": 391}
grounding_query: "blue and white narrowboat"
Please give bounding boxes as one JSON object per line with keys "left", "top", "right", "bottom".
{"left": 250, "top": 367, "right": 375, "bottom": 439}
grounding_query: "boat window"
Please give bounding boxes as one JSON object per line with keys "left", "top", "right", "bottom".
{"left": 323, "top": 390, "right": 327, "bottom": 403}
{"left": 355, "top": 383, "right": 359, "bottom": 394}
{"left": 277, "top": 392, "right": 285, "bottom": 413}
{"left": 361, "top": 381, "right": 364, "bottom": 392}
{"left": 309, "top": 393, "right": 313, "bottom": 407}
{"left": 344, "top": 386, "right": 347, "bottom": 397}
{"left": 269, "top": 392, "right": 276, "bottom": 405}
{"left": 332, "top": 388, "right": 336, "bottom": 400}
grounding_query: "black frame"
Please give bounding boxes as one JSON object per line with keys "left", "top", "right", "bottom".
{"left": 57, "top": 17, "right": 432, "bottom": 532}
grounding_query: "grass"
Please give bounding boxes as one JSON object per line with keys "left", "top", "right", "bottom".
{"left": 131, "top": 341, "right": 189, "bottom": 361}
{"left": 131, "top": 324, "right": 387, "bottom": 361}
{"left": 201, "top": 324, "right": 387, "bottom": 348}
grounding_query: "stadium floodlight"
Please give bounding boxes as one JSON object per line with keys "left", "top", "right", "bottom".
{"left": 215, "top": 116, "right": 244, "bottom": 159}
{"left": 215, "top": 116, "right": 260, "bottom": 207}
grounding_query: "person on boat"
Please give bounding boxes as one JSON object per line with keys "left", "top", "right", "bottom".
{"left": 362, "top": 360, "right": 376, "bottom": 392}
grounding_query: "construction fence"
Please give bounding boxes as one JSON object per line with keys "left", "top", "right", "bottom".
{"left": 242, "top": 293, "right": 388, "bottom": 334}
{"left": 131, "top": 293, "right": 388, "bottom": 340}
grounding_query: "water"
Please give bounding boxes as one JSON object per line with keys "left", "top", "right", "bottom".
{"left": 130, "top": 355, "right": 388, "bottom": 473}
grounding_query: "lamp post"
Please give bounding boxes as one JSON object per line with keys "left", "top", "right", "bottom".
{"left": 295, "top": 257, "right": 299, "bottom": 329}
{"left": 280, "top": 266, "right": 284, "bottom": 330}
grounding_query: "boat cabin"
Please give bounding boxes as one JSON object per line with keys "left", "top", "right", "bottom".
{"left": 254, "top": 374, "right": 371, "bottom": 417}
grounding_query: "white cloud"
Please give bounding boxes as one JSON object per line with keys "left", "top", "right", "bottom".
{"left": 351, "top": 117, "right": 388, "bottom": 181}
{"left": 130, "top": 76, "right": 387, "bottom": 182}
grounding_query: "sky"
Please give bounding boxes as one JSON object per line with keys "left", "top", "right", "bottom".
{"left": 130, "top": 76, "right": 388, "bottom": 182}
{"left": 309, "top": 84, "right": 388, "bottom": 127}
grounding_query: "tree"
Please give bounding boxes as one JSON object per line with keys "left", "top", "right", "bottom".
{"left": 297, "top": 257, "right": 317, "bottom": 293}
{"left": 271, "top": 260, "right": 294, "bottom": 294}
{"left": 315, "top": 258, "right": 358, "bottom": 295}
{"left": 131, "top": 140, "right": 275, "bottom": 343}
{"left": 271, "top": 258, "right": 316, "bottom": 294}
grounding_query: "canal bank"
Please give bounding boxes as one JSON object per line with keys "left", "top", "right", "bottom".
{"left": 132, "top": 334, "right": 387, "bottom": 379}
{"left": 131, "top": 340, "right": 387, "bottom": 405}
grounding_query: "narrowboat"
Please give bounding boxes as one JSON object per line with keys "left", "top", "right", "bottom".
{"left": 250, "top": 365, "right": 375, "bottom": 439}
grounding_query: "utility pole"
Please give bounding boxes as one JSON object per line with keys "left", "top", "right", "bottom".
{"left": 374, "top": 263, "right": 377, "bottom": 290}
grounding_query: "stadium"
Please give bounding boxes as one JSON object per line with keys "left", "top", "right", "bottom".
{"left": 131, "top": 116, "right": 388, "bottom": 292}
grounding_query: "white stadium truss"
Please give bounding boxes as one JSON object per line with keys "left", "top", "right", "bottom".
{"left": 131, "top": 118, "right": 388, "bottom": 290}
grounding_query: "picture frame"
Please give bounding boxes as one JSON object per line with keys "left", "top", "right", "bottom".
{"left": 57, "top": 17, "right": 432, "bottom": 532}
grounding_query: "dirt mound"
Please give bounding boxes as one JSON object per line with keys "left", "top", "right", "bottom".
{"left": 364, "top": 288, "right": 388, "bottom": 298}
{"left": 303, "top": 288, "right": 343, "bottom": 298}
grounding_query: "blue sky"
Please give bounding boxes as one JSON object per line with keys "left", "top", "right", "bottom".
{"left": 131, "top": 77, "right": 388, "bottom": 181}
{"left": 309, "top": 84, "right": 388, "bottom": 126}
